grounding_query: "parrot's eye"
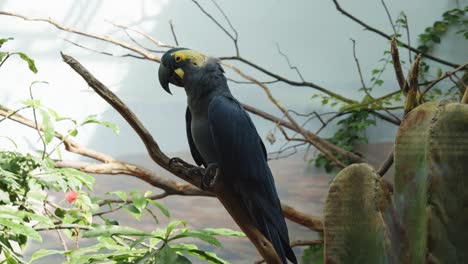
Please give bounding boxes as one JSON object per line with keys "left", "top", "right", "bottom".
{"left": 175, "top": 56, "right": 182, "bottom": 62}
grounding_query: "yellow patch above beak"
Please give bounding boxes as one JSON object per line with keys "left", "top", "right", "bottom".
{"left": 174, "top": 68, "right": 185, "bottom": 79}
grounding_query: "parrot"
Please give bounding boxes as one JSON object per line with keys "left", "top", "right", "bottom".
{"left": 158, "top": 47, "right": 297, "bottom": 263}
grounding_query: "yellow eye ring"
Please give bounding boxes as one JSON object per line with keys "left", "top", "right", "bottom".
{"left": 175, "top": 56, "right": 182, "bottom": 62}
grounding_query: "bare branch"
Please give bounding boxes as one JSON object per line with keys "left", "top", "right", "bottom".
{"left": 220, "top": 56, "right": 357, "bottom": 104}
{"left": 390, "top": 38, "right": 407, "bottom": 93}
{"left": 276, "top": 43, "right": 305, "bottom": 82}
{"left": 0, "top": 11, "right": 161, "bottom": 62}
{"left": 241, "top": 103, "right": 366, "bottom": 163}
{"left": 191, "top": 0, "right": 239, "bottom": 55}
{"left": 63, "top": 39, "right": 146, "bottom": 59}
{"left": 421, "top": 63, "right": 468, "bottom": 97}
{"left": 380, "top": 0, "right": 397, "bottom": 36}
{"left": 377, "top": 150, "right": 394, "bottom": 176}
{"left": 168, "top": 19, "right": 179, "bottom": 46}
{"left": 332, "top": 0, "right": 461, "bottom": 68}
{"left": 108, "top": 21, "right": 174, "bottom": 50}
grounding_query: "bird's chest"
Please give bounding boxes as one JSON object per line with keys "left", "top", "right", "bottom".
{"left": 191, "top": 116, "right": 218, "bottom": 164}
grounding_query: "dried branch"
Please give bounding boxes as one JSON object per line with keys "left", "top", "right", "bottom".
{"left": 63, "top": 39, "right": 146, "bottom": 59}
{"left": 191, "top": 0, "right": 239, "bottom": 55}
{"left": 332, "top": 0, "right": 461, "bottom": 68}
{"left": 220, "top": 56, "right": 357, "bottom": 104}
{"left": 421, "top": 62, "right": 468, "bottom": 97}
{"left": 390, "top": 38, "right": 407, "bottom": 93}
{"left": 377, "top": 150, "right": 394, "bottom": 176}
{"left": 168, "top": 19, "right": 179, "bottom": 46}
{"left": 241, "top": 104, "right": 365, "bottom": 163}
{"left": 0, "top": 11, "right": 161, "bottom": 62}
{"left": 380, "top": 0, "right": 397, "bottom": 36}
{"left": 276, "top": 43, "right": 305, "bottom": 82}
{"left": 225, "top": 62, "right": 347, "bottom": 168}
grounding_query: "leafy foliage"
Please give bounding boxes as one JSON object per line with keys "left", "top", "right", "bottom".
{"left": 314, "top": 111, "right": 376, "bottom": 172}
{"left": 312, "top": 5, "right": 466, "bottom": 171}
{"left": 0, "top": 38, "right": 38, "bottom": 73}
{"left": 301, "top": 244, "right": 324, "bottom": 264}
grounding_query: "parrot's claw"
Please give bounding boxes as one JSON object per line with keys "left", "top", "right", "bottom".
{"left": 202, "top": 163, "right": 220, "bottom": 189}
{"left": 168, "top": 157, "right": 195, "bottom": 169}
{"left": 184, "top": 163, "right": 220, "bottom": 190}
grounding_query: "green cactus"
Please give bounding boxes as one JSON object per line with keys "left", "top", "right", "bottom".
{"left": 323, "top": 101, "right": 468, "bottom": 263}
{"left": 324, "top": 163, "right": 391, "bottom": 264}
{"left": 394, "top": 101, "right": 468, "bottom": 263}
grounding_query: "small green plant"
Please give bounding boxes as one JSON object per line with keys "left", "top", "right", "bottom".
{"left": 314, "top": 110, "right": 376, "bottom": 172}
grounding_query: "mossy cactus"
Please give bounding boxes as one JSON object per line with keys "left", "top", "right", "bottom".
{"left": 394, "top": 101, "right": 468, "bottom": 263}
{"left": 324, "top": 163, "right": 391, "bottom": 264}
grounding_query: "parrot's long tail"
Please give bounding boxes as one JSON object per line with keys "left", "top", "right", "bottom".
{"left": 261, "top": 216, "right": 297, "bottom": 264}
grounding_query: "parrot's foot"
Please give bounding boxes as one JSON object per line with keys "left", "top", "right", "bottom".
{"left": 201, "top": 163, "right": 220, "bottom": 190}
{"left": 185, "top": 163, "right": 220, "bottom": 190}
{"left": 168, "top": 157, "right": 195, "bottom": 169}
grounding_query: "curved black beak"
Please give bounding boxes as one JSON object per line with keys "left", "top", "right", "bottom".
{"left": 158, "top": 63, "right": 172, "bottom": 94}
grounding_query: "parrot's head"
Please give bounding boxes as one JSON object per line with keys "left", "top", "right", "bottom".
{"left": 158, "top": 47, "right": 209, "bottom": 94}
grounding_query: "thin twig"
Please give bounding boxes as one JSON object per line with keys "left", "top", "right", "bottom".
{"left": 380, "top": 0, "right": 397, "bottom": 36}
{"left": 191, "top": 0, "right": 239, "bottom": 55}
{"left": 402, "top": 13, "right": 412, "bottom": 64}
{"left": 29, "top": 81, "right": 48, "bottom": 159}
{"left": 332, "top": 0, "right": 461, "bottom": 68}
{"left": 276, "top": 43, "right": 305, "bottom": 82}
{"left": 220, "top": 56, "right": 357, "bottom": 104}
{"left": 169, "top": 20, "right": 179, "bottom": 46}
{"left": 63, "top": 39, "right": 145, "bottom": 59}
{"left": 421, "top": 63, "right": 468, "bottom": 97}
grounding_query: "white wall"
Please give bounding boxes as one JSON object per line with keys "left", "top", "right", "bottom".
{"left": 0, "top": 0, "right": 465, "bottom": 158}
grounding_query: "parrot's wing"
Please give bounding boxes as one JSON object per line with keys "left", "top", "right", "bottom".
{"left": 185, "top": 107, "right": 206, "bottom": 166}
{"left": 208, "top": 95, "right": 296, "bottom": 264}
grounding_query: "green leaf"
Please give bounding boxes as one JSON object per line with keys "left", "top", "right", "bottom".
{"left": 58, "top": 168, "right": 95, "bottom": 190}
{"left": 301, "top": 244, "right": 324, "bottom": 264}
{"left": 0, "top": 219, "right": 42, "bottom": 242}
{"left": 0, "top": 51, "right": 8, "bottom": 62}
{"left": 148, "top": 200, "right": 170, "bottom": 218}
{"left": 200, "top": 228, "right": 245, "bottom": 237}
{"left": 157, "top": 246, "right": 192, "bottom": 264}
{"left": 68, "top": 129, "right": 78, "bottom": 137}
{"left": 108, "top": 191, "right": 127, "bottom": 202}
{"left": 16, "top": 52, "right": 38, "bottom": 73}
{"left": 82, "top": 225, "right": 149, "bottom": 238}
{"left": 374, "top": 79, "right": 384, "bottom": 86}
{"left": 29, "top": 249, "right": 63, "bottom": 263}
{"left": 22, "top": 99, "right": 41, "bottom": 107}
{"left": 124, "top": 204, "right": 142, "bottom": 220}
{"left": 170, "top": 230, "right": 221, "bottom": 247}
{"left": 165, "top": 220, "right": 186, "bottom": 239}
{"left": 132, "top": 196, "right": 148, "bottom": 213}
{"left": 0, "top": 37, "right": 14, "bottom": 47}
{"left": 82, "top": 115, "right": 120, "bottom": 135}
{"left": 39, "top": 109, "right": 54, "bottom": 144}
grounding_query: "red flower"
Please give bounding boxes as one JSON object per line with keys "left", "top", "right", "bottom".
{"left": 65, "top": 190, "right": 79, "bottom": 203}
